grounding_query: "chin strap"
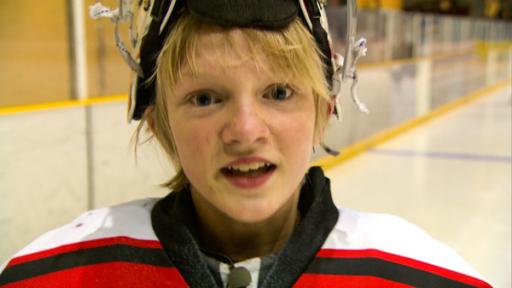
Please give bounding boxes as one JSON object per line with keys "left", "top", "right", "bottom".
{"left": 331, "top": 37, "right": 368, "bottom": 121}
{"left": 89, "top": 1, "right": 145, "bottom": 77}
{"left": 322, "top": 37, "right": 368, "bottom": 157}
{"left": 347, "top": 38, "right": 369, "bottom": 114}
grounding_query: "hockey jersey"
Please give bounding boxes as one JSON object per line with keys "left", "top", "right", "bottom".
{"left": 0, "top": 167, "right": 491, "bottom": 287}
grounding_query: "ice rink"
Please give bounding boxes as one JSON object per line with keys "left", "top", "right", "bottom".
{"left": 325, "top": 85, "right": 511, "bottom": 287}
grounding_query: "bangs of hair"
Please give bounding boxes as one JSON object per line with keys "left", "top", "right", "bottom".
{"left": 157, "top": 13, "right": 329, "bottom": 102}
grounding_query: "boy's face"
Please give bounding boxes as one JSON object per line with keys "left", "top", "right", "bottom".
{"left": 166, "top": 28, "right": 317, "bottom": 223}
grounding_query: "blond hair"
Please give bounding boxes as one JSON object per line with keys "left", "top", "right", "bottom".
{"left": 137, "top": 13, "right": 331, "bottom": 191}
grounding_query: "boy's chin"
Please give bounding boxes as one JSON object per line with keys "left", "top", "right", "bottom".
{"left": 223, "top": 202, "right": 281, "bottom": 224}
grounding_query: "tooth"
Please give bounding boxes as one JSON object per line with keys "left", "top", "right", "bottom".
{"left": 228, "top": 162, "right": 268, "bottom": 172}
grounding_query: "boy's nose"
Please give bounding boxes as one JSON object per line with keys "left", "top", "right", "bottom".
{"left": 221, "top": 102, "right": 270, "bottom": 149}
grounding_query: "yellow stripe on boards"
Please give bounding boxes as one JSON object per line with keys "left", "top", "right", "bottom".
{"left": 0, "top": 95, "right": 127, "bottom": 116}
{"left": 0, "top": 48, "right": 491, "bottom": 116}
{"left": 380, "top": 0, "right": 402, "bottom": 10}
{"left": 357, "top": 0, "right": 402, "bottom": 10}
{"left": 476, "top": 41, "right": 512, "bottom": 55}
{"left": 312, "top": 80, "right": 510, "bottom": 170}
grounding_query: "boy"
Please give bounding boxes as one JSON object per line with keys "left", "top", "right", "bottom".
{"left": 0, "top": 1, "right": 491, "bottom": 287}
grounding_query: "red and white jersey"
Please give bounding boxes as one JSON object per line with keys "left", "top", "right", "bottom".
{"left": 0, "top": 199, "right": 490, "bottom": 287}
{"left": 296, "top": 207, "right": 489, "bottom": 287}
{"left": 0, "top": 168, "right": 492, "bottom": 288}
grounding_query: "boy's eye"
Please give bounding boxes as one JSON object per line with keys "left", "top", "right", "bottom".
{"left": 190, "top": 92, "right": 221, "bottom": 107}
{"left": 266, "top": 84, "right": 293, "bottom": 101}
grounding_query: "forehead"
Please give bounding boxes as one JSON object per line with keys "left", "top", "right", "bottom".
{"left": 195, "top": 27, "right": 249, "bottom": 61}
{"left": 180, "top": 25, "right": 292, "bottom": 81}
{"left": 183, "top": 28, "right": 258, "bottom": 75}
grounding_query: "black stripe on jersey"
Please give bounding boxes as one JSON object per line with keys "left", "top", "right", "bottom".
{"left": 0, "top": 244, "right": 173, "bottom": 286}
{"left": 306, "top": 257, "right": 476, "bottom": 288}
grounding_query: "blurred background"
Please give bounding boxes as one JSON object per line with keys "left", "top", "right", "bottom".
{"left": 0, "top": 0, "right": 511, "bottom": 286}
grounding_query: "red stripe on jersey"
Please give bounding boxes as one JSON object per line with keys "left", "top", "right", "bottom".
{"left": 294, "top": 274, "right": 414, "bottom": 288}
{"left": 1, "top": 262, "right": 188, "bottom": 288}
{"left": 8, "top": 236, "right": 162, "bottom": 267}
{"left": 316, "top": 249, "right": 491, "bottom": 288}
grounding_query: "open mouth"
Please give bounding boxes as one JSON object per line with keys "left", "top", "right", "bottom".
{"left": 221, "top": 163, "right": 277, "bottom": 177}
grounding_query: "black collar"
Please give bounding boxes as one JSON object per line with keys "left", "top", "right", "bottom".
{"left": 151, "top": 166, "right": 339, "bottom": 287}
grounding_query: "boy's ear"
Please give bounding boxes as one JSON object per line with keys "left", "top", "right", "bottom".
{"left": 327, "top": 101, "right": 334, "bottom": 116}
{"left": 314, "top": 101, "right": 334, "bottom": 146}
{"left": 323, "top": 100, "right": 334, "bottom": 125}
{"left": 143, "top": 105, "right": 157, "bottom": 134}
